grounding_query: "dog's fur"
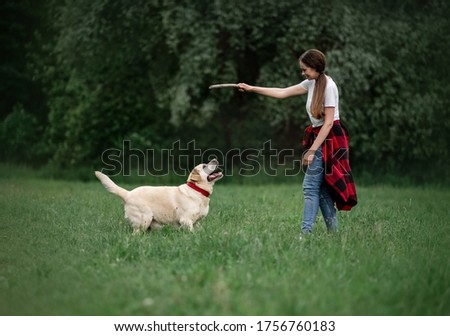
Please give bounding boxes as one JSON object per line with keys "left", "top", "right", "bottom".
{"left": 95, "top": 159, "right": 223, "bottom": 234}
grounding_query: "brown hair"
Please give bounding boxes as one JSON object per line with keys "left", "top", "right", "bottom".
{"left": 300, "top": 49, "right": 327, "bottom": 119}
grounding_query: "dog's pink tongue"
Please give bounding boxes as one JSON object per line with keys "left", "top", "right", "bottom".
{"left": 208, "top": 172, "right": 223, "bottom": 181}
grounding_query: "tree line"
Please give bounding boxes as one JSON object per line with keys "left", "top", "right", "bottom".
{"left": 1, "top": 0, "right": 449, "bottom": 182}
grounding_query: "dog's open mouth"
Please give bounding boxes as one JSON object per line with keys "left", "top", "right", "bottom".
{"left": 204, "top": 159, "right": 223, "bottom": 182}
{"left": 207, "top": 169, "right": 223, "bottom": 182}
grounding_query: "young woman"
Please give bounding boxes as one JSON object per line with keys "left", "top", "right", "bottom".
{"left": 238, "top": 49, "right": 357, "bottom": 238}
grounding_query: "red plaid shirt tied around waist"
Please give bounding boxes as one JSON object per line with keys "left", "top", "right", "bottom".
{"left": 302, "top": 120, "right": 358, "bottom": 211}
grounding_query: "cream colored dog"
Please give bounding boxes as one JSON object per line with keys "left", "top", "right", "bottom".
{"left": 95, "top": 159, "right": 223, "bottom": 234}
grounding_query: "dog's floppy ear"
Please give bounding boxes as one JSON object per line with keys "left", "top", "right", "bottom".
{"left": 188, "top": 168, "right": 201, "bottom": 183}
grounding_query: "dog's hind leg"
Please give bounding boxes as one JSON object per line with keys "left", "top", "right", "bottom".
{"left": 149, "top": 220, "right": 163, "bottom": 231}
{"left": 125, "top": 204, "right": 153, "bottom": 234}
{"left": 131, "top": 216, "right": 154, "bottom": 235}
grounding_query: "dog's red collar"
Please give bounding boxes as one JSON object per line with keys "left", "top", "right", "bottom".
{"left": 187, "top": 182, "right": 210, "bottom": 197}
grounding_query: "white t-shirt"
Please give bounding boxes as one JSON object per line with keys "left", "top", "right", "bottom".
{"left": 299, "top": 76, "right": 340, "bottom": 127}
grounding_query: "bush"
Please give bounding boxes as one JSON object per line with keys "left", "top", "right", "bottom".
{"left": 0, "top": 104, "right": 45, "bottom": 164}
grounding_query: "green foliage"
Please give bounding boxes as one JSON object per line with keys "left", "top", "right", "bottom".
{"left": 0, "top": 104, "right": 45, "bottom": 163}
{"left": 2, "top": 0, "right": 450, "bottom": 180}
{"left": 0, "top": 0, "right": 36, "bottom": 119}
{"left": 328, "top": 4, "right": 450, "bottom": 173}
{"left": 34, "top": 0, "right": 174, "bottom": 166}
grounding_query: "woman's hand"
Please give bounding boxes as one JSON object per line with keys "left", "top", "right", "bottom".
{"left": 302, "top": 149, "right": 316, "bottom": 166}
{"left": 238, "top": 83, "right": 253, "bottom": 92}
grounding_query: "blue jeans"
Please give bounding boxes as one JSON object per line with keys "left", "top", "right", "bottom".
{"left": 302, "top": 146, "right": 338, "bottom": 233}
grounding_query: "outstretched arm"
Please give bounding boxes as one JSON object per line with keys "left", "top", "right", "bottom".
{"left": 238, "top": 83, "right": 307, "bottom": 99}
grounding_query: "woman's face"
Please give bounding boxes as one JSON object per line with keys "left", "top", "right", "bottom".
{"left": 300, "top": 61, "right": 320, "bottom": 80}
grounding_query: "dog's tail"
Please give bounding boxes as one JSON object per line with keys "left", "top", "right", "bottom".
{"left": 95, "top": 171, "right": 129, "bottom": 201}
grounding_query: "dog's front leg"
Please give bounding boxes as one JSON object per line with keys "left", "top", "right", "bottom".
{"left": 133, "top": 227, "right": 143, "bottom": 235}
{"left": 179, "top": 218, "right": 194, "bottom": 232}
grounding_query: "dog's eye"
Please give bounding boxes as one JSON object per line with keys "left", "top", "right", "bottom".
{"left": 202, "top": 164, "right": 207, "bottom": 168}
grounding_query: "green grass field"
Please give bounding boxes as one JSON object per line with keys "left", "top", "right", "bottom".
{"left": 0, "top": 172, "right": 449, "bottom": 316}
